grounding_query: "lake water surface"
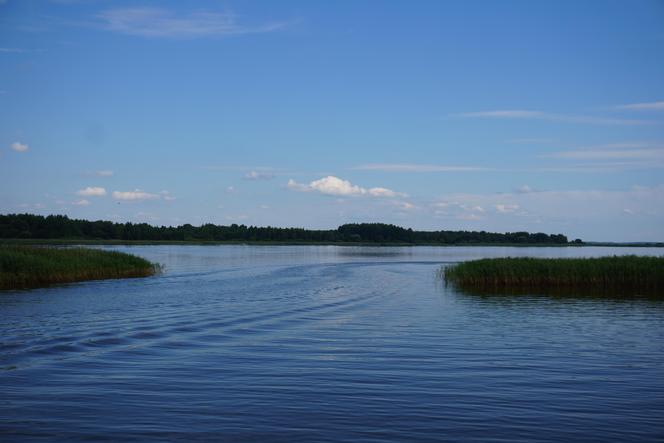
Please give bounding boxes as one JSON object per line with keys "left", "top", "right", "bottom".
{"left": 1, "top": 245, "right": 663, "bottom": 442}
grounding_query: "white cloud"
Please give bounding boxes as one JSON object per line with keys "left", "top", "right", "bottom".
{"left": 495, "top": 204, "right": 520, "bottom": 213}
{"left": 226, "top": 186, "right": 236, "bottom": 194}
{"left": 542, "top": 143, "right": 664, "bottom": 171}
{"left": 96, "top": 170, "right": 114, "bottom": 177}
{"left": 548, "top": 146, "right": 664, "bottom": 161}
{"left": 432, "top": 201, "right": 487, "bottom": 220}
{"left": 112, "top": 189, "right": 160, "bottom": 201}
{"left": 244, "top": 170, "right": 274, "bottom": 180}
{"left": 0, "top": 48, "right": 25, "bottom": 53}
{"left": 390, "top": 201, "right": 417, "bottom": 211}
{"left": 160, "top": 190, "right": 176, "bottom": 201}
{"left": 10, "top": 142, "right": 28, "bottom": 152}
{"left": 72, "top": 199, "right": 90, "bottom": 206}
{"left": 431, "top": 185, "right": 664, "bottom": 238}
{"left": 367, "top": 187, "right": 402, "bottom": 197}
{"left": 287, "top": 176, "right": 406, "bottom": 198}
{"left": 353, "top": 163, "right": 487, "bottom": 172}
{"left": 516, "top": 185, "right": 533, "bottom": 194}
{"left": 614, "top": 101, "right": 664, "bottom": 111}
{"left": 76, "top": 186, "right": 107, "bottom": 197}
{"left": 97, "top": 7, "right": 288, "bottom": 38}
{"left": 456, "top": 110, "right": 652, "bottom": 125}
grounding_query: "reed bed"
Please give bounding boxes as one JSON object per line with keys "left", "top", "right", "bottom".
{"left": 0, "top": 246, "right": 159, "bottom": 290}
{"left": 443, "top": 255, "right": 664, "bottom": 294}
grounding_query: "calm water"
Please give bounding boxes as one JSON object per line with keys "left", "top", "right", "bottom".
{"left": 1, "top": 246, "right": 663, "bottom": 442}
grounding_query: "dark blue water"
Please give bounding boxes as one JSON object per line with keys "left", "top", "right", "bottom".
{"left": 1, "top": 246, "right": 663, "bottom": 442}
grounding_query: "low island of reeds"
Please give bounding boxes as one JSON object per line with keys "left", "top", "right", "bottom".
{"left": 443, "top": 255, "right": 664, "bottom": 295}
{"left": 0, "top": 246, "right": 159, "bottom": 290}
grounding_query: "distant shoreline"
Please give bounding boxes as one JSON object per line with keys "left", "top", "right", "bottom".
{"left": 1, "top": 238, "right": 663, "bottom": 247}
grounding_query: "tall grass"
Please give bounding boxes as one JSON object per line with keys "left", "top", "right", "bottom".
{"left": 443, "top": 255, "right": 664, "bottom": 294}
{"left": 0, "top": 246, "right": 159, "bottom": 290}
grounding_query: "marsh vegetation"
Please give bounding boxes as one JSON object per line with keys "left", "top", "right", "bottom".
{"left": 0, "top": 246, "right": 159, "bottom": 290}
{"left": 443, "top": 255, "right": 664, "bottom": 295}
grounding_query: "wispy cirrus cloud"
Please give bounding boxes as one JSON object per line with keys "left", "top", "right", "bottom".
{"left": 244, "top": 170, "right": 275, "bottom": 180}
{"left": 546, "top": 142, "right": 664, "bottom": 163}
{"left": 456, "top": 110, "right": 652, "bottom": 125}
{"left": 613, "top": 101, "right": 664, "bottom": 111}
{"left": 353, "top": 163, "right": 488, "bottom": 172}
{"left": 287, "top": 176, "right": 407, "bottom": 198}
{"left": 96, "top": 8, "right": 290, "bottom": 38}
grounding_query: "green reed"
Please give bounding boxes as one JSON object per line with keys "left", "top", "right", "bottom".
{"left": 443, "top": 255, "right": 664, "bottom": 293}
{"left": 0, "top": 246, "right": 160, "bottom": 290}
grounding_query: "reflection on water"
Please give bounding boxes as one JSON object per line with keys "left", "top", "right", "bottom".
{"left": 1, "top": 245, "right": 663, "bottom": 442}
{"left": 446, "top": 282, "right": 664, "bottom": 300}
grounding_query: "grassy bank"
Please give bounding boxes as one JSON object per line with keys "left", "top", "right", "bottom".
{"left": 443, "top": 255, "right": 664, "bottom": 294}
{"left": 0, "top": 246, "right": 159, "bottom": 290}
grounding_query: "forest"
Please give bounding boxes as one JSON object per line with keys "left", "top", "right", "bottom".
{"left": 0, "top": 213, "right": 576, "bottom": 245}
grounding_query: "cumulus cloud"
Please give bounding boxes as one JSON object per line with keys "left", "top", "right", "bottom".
{"left": 71, "top": 199, "right": 91, "bottom": 206}
{"left": 244, "top": 170, "right": 274, "bottom": 180}
{"left": 112, "top": 189, "right": 160, "bottom": 201}
{"left": 10, "top": 142, "right": 28, "bottom": 152}
{"left": 367, "top": 187, "right": 403, "bottom": 197}
{"left": 76, "top": 186, "right": 107, "bottom": 197}
{"left": 97, "top": 7, "right": 288, "bottom": 38}
{"left": 287, "top": 176, "right": 406, "bottom": 198}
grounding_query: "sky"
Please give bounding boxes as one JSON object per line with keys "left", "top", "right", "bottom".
{"left": 1, "top": 0, "right": 663, "bottom": 242}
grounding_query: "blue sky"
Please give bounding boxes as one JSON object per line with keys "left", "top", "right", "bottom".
{"left": 1, "top": 0, "right": 663, "bottom": 241}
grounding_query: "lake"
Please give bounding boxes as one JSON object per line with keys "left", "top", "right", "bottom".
{"left": 1, "top": 245, "right": 663, "bottom": 442}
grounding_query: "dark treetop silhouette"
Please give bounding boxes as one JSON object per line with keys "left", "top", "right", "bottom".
{"left": 0, "top": 214, "right": 575, "bottom": 245}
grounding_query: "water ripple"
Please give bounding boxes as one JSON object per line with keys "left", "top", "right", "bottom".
{"left": 1, "top": 245, "right": 663, "bottom": 442}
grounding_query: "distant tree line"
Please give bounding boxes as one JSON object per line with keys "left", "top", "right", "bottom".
{"left": 0, "top": 214, "right": 576, "bottom": 244}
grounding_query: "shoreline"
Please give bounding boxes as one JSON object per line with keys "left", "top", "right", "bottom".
{"left": 2, "top": 239, "right": 662, "bottom": 247}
